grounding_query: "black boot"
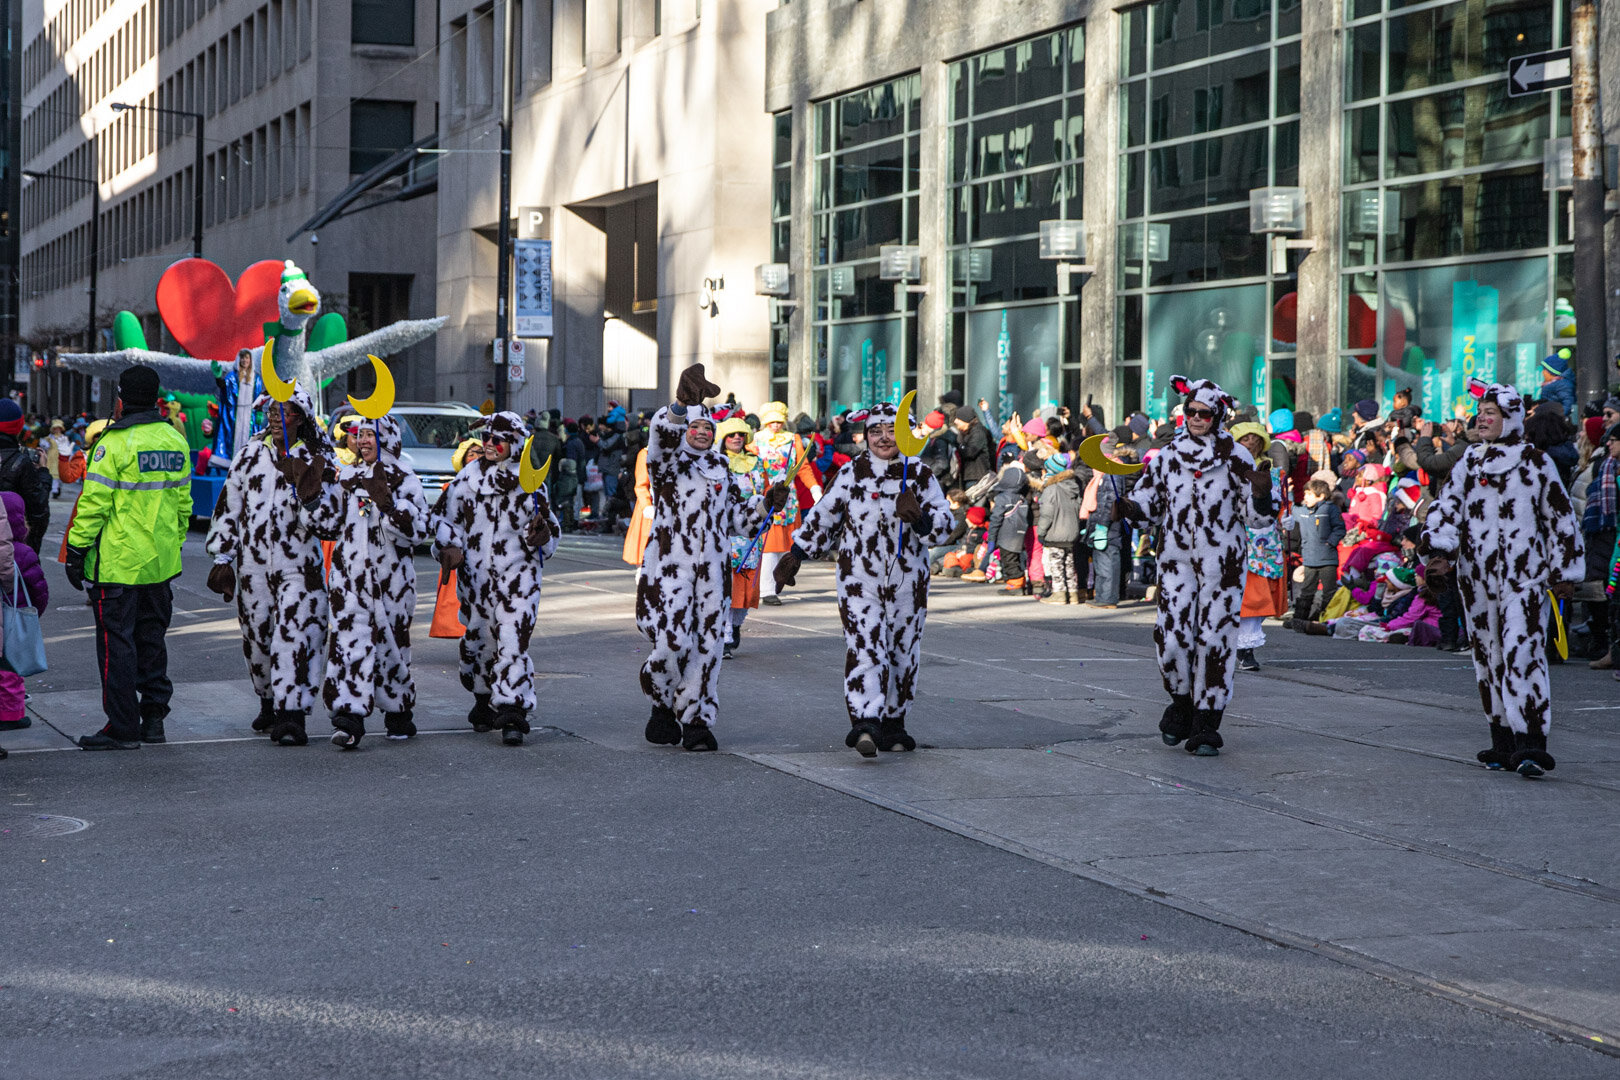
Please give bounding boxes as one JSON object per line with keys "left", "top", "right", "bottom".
{"left": 330, "top": 712, "right": 365, "bottom": 750}
{"left": 845, "top": 720, "right": 879, "bottom": 758}
{"left": 681, "top": 719, "right": 718, "bottom": 752}
{"left": 0, "top": 742, "right": 6, "bottom": 759}
{"left": 498, "top": 706, "right": 531, "bottom": 746}
{"left": 1510, "top": 729, "right": 1556, "bottom": 779}
{"left": 468, "top": 693, "right": 495, "bottom": 733}
{"left": 139, "top": 708, "right": 168, "bottom": 744}
{"left": 877, "top": 718, "right": 916, "bottom": 752}
{"left": 270, "top": 710, "right": 308, "bottom": 747}
{"left": 644, "top": 704, "right": 682, "bottom": 745}
{"left": 251, "top": 696, "right": 275, "bottom": 734}
{"left": 1185, "top": 709, "right": 1224, "bottom": 757}
{"left": 384, "top": 710, "right": 417, "bottom": 740}
{"left": 1476, "top": 722, "right": 1514, "bottom": 770}
{"left": 1237, "top": 648, "right": 1260, "bottom": 673}
{"left": 1159, "top": 693, "right": 1195, "bottom": 746}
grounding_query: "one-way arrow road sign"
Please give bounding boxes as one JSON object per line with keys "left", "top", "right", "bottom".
{"left": 1508, "top": 48, "right": 1572, "bottom": 97}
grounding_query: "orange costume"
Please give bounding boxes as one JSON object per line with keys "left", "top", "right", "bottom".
{"left": 755, "top": 403, "right": 821, "bottom": 603}
{"left": 621, "top": 447, "right": 653, "bottom": 566}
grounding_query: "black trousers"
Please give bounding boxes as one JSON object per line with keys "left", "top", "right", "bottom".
{"left": 1293, "top": 565, "right": 1338, "bottom": 621}
{"left": 90, "top": 582, "right": 174, "bottom": 740}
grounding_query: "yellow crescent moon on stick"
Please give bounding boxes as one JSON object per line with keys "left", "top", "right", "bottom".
{"left": 519, "top": 436, "right": 552, "bottom": 493}
{"left": 894, "top": 389, "right": 928, "bottom": 458}
{"left": 260, "top": 339, "right": 296, "bottom": 403}
{"left": 1078, "top": 433, "right": 1144, "bottom": 476}
{"left": 1548, "top": 590, "right": 1569, "bottom": 660}
{"left": 347, "top": 354, "right": 396, "bottom": 420}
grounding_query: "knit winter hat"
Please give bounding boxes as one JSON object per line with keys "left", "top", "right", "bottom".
{"left": 1542, "top": 347, "right": 1573, "bottom": 377}
{"left": 1384, "top": 566, "right": 1416, "bottom": 590}
{"left": 1129, "top": 412, "right": 1151, "bottom": 438}
{"left": 1044, "top": 452, "right": 1072, "bottom": 475}
{"left": 1317, "top": 408, "right": 1343, "bottom": 434}
{"left": 1355, "top": 399, "right": 1379, "bottom": 422}
{"left": 1267, "top": 408, "right": 1295, "bottom": 435}
{"left": 0, "top": 399, "right": 22, "bottom": 436}
{"left": 1584, "top": 416, "right": 1606, "bottom": 446}
{"left": 1394, "top": 476, "right": 1422, "bottom": 508}
{"left": 119, "top": 364, "right": 162, "bottom": 411}
{"left": 965, "top": 506, "right": 987, "bottom": 526}
{"left": 759, "top": 401, "right": 789, "bottom": 425}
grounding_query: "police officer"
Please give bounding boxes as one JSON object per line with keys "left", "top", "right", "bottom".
{"left": 65, "top": 365, "right": 192, "bottom": 750}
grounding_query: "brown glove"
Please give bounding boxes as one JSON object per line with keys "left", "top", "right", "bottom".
{"left": 439, "top": 546, "right": 464, "bottom": 572}
{"left": 1425, "top": 556, "right": 1452, "bottom": 579}
{"left": 361, "top": 466, "right": 394, "bottom": 513}
{"left": 206, "top": 562, "right": 236, "bottom": 603}
{"left": 773, "top": 549, "right": 803, "bottom": 591}
{"left": 895, "top": 488, "right": 924, "bottom": 525}
{"left": 764, "top": 482, "right": 791, "bottom": 514}
{"left": 1552, "top": 580, "right": 1576, "bottom": 601}
{"left": 526, "top": 514, "right": 553, "bottom": 549}
{"left": 295, "top": 456, "right": 328, "bottom": 503}
{"left": 675, "top": 363, "right": 721, "bottom": 406}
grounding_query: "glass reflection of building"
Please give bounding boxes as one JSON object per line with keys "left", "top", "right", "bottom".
{"left": 1116, "top": 0, "right": 1303, "bottom": 421}
{"left": 1342, "top": 0, "right": 1574, "bottom": 418}
{"left": 766, "top": 0, "right": 1605, "bottom": 424}
{"left": 811, "top": 75, "right": 922, "bottom": 418}
{"left": 946, "top": 27, "right": 1085, "bottom": 421}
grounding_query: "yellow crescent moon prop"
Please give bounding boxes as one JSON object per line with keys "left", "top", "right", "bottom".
{"left": 894, "top": 389, "right": 928, "bottom": 458}
{"left": 520, "top": 436, "right": 552, "bottom": 493}
{"left": 260, "top": 339, "right": 296, "bottom": 403}
{"left": 1078, "top": 433, "right": 1144, "bottom": 476}
{"left": 1548, "top": 590, "right": 1569, "bottom": 660}
{"left": 347, "top": 354, "right": 396, "bottom": 420}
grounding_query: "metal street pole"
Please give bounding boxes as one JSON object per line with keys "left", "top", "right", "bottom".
{"left": 1570, "top": 0, "right": 1609, "bottom": 406}
{"left": 111, "top": 102, "right": 205, "bottom": 259}
{"left": 493, "top": 0, "right": 516, "bottom": 413}
{"left": 22, "top": 157, "right": 100, "bottom": 407}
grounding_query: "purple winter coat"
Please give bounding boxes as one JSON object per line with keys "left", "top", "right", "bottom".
{"left": 3, "top": 491, "right": 47, "bottom": 613}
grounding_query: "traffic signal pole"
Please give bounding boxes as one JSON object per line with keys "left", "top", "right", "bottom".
{"left": 1570, "top": 0, "right": 1609, "bottom": 406}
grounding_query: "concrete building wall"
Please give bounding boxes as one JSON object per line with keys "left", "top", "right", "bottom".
{"left": 19, "top": 0, "right": 440, "bottom": 413}
{"left": 434, "top": 0, "right": 774, "bottom": 418}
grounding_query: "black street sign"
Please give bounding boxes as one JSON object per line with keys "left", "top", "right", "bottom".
{"left": 1508, "top": 48, "right": 1572, "bottom": 97}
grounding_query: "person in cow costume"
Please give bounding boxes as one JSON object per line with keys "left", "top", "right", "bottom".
{"left": 636, "top": 365, "right": 787, "bottom": 752}
{"left": 433, "top": 411, "right": 560, "bottom": 746}
{"left": 1115, "top": 376, "right": 1271, "bottom": 757}
{"left": 773, "top": 401, "right": 954, "bottom": 757}
{"left": 1421, "top": 381, "right": 1583, "bottom": 778}
{"left": 205, "top": 386, "right": 343, "bottom": 746}
{"left": 325, "top": 414, "right": 433, "bottom": 749}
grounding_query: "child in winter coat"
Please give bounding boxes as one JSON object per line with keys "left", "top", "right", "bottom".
{"left": 1292, "top": 479, "right": 1346, "bottom": 623}
{"left": 1035, "top": 452, "right": 1082, "bottom": 603}
{"left": 0, "top": 493, "right": 35, "bottom": 741}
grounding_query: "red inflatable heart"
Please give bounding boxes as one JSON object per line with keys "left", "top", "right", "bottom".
{"left": 154, "top": 258, "right": 285, "bottom": 363}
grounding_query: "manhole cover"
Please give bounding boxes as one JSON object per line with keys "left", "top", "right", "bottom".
{"left": 0, "top": 814, "right": 91, "bottom": 838}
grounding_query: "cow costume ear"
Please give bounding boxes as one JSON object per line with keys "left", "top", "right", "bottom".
{"left": 1220, "top": 391, "right": 1238, "bottom": 411}
{"left": 846, "top": 408, "right": 872, "bottom": 424}
{"left": 1170, "top": 375, "right": 1192, "bottom": 396}
{"left": 1466, "top": 378, "right": 1488, "bottom": 400}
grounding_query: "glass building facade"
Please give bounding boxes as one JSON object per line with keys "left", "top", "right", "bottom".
{"left": 1341, "top": 0, "right": 1573, "bottom": 419}
{"left": 1117, "top": 0, "right": 1302, "bottom": 420}
{"left": 947, "top": 26, "right": 1086, "bottom": 420}
{"left": 811, "top": 75, "right": 922, "bottom": 417}
{"left": 766, "top": 0, "right": 1607, "bottom": 423}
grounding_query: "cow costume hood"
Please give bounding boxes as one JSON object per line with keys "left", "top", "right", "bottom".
{"left": 473, "top": 410, "right": 528, "bottom": 447}
{"left": 1470, "top": 379, "right": 1525, "bottom": 440}
{"left": 1167, "top": 375, "right": 1251, "bottom": 473}
{"left": 251, "top": 386, "right": 333, "bottom": 454}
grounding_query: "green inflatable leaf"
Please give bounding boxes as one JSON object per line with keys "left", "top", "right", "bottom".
{"left": 112, "top": 311, "right": 148, "bottom": 351}
{"left": 307, "top": 312, "right": 348, "bottom": 354}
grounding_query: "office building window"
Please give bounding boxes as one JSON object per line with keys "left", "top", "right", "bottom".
{"left": 810, "top": 73, "right": 921, "bottom": 417}
{"left": 1340, "top": 0, "right": 1573, "bottom": 413}
{"left": 770, "top": 110, "right": 792, "bottom": 405}
{"left": 349, "top": 99, "right": 414, "bottom": 173}
{"left": 1118, "top": 0, "right": 1302, "bottom": 420}
{"left": 946, "top": 24, "right": 1084, "bottom": 421}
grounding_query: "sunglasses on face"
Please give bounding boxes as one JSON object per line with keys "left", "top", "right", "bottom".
{"left": 1185, "top": 408, "right": 1216, "bottom": 420}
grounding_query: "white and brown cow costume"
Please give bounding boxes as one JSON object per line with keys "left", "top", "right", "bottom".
{"left": 1118, "top": 377, "right": 1270, "bottom": 756}
{"left": 325, "top": 414, "right": 433, "bottom": 749}
{"left": 635, "top": 400, "right": 769, "bottom": 751}
{"left": 1421, "top": 381, "right": 1583, "bottom": 777}
{"left": 205, "top": 387, "right": 343, "bottom": 745}
{"left": 431, "top": 411, "right": 560, "bottom": 744}
{"left": 781, "top": 402, "right": 954, "bottom": 756}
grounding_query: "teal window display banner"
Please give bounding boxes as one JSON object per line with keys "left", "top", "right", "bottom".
{"left": 827, "top": 317, "right": 903, "bottom": 415}
{"left": 962, "top": 305, "right": 1061, "bottom": 424}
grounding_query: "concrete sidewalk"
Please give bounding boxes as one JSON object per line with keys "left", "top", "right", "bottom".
{"left": 15, "top": 535, "right": 1619, "bottom": 1058}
